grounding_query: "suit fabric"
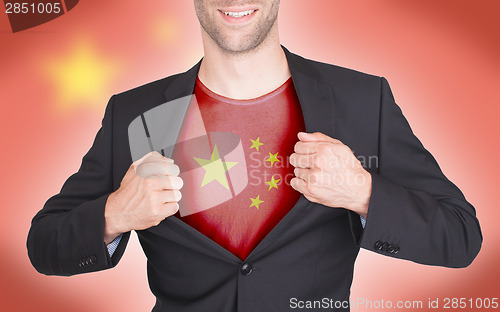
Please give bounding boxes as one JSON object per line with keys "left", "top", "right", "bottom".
{"left": 27, "top": 46, "right": 482, "bottom": 312}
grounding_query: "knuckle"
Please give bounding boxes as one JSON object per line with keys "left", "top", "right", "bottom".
{"left": 141, "top": 177, "right": 156, "bottom": 188}
{"left": 150, "top": 192, "right": 162, "bottom": 205}
{"left": 293, "top": 142, "right": 301, "bottom": 153}
{"left": 167, "top": 163, "right": 180, "bottom": 176}
{"left": 173, "top": 190, "right": 182, "bottom": 202}
{"left": 164, "top": 157, "right": 174, "bottom": 164}
{"left": 308, "top": 172, "right": 318, "bottom": 184}
{"left": 311, "top": 170, "right": 324, "bottom": 185}
{"left": 317, "top": 143, "right": 331, "bottom": 155}
{"left": 169, "top": 176, "right": 183, "bottom": 190}
{"left": 339, "top": 144, "right": 352, "bottom": 156}
{"left": 289, "top": 154, "right": 296, "bottom": 166}
{"left": 306, "top": 182, "right": 317, "bottom": 197}
{"left": 165, "top": 202, "right": 179, "bottom": 215}
{"left": 145, "top": 192, "right": 155, "bottom": 203}
{"left": 163, "top": 177, "right": 173, "bottom": 189}
{"left": 150, "top": 204, "right": 161, "bottom": 217}
{"left": 312, "top": 156, "right": 320, "bottom": 167}
{"left": 177, "top": 177, "right": 184, "bottom": 189}
{"left": 305, "top": 194, "right": 319, "bottom": 203}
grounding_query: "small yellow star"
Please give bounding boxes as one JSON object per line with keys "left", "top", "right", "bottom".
{"left": 266, "top": 152, "right": 280, "bottom": 167}
{"left": 265, "top": 176, "right": 280, "bottom": 191}
{"left": 250, "top": 195, "right": 264, "bottom": 209}
{"left": 250, "top": 137, "right": 264, "bottom": 152}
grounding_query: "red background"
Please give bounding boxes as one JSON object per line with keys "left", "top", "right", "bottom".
{"left": 1, "top": 1, "right": 498, "bottom": 311}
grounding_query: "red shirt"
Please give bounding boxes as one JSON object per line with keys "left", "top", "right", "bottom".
{"left": 172, "top": 77, "right": 305, "bottom": 260}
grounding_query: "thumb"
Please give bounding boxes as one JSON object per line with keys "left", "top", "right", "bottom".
{"left": 298, "top": 132, "right": 340, "bottom": 144}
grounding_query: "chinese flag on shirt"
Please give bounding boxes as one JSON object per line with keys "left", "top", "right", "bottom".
{"left": 172, "top": 77, "right": 305, "bottom": 260}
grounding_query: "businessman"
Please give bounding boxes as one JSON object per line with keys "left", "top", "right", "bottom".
{"left": 27, "top": 1, "right": 482, "bottom": 311}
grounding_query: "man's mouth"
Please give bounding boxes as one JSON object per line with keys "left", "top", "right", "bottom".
{"left": 220, "top": 10, "right": 256, "bottom": 18}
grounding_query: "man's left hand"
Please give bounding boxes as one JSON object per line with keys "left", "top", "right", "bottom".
{"left": 289, "top": 132, "right": 372, "bottom": 219}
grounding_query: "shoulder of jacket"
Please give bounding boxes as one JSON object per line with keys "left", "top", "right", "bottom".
{"left": 113, "top": 73, "right": 182, "bottom": 101}
{"left": 293, "top": 52, "right": 383, "bottom": 87}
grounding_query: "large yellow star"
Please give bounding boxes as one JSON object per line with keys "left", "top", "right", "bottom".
{"left": 265, "top": 176, "right": 280, "bottom": 191}
{"left": 193, "top": 145, "right": 238, "bottom": 190}
{"left": 266, "top": 152, "right": 281, "bottom": 167}
{"left": 250, "top": 137, "right": 264, "bottom": 152}
{"left": 250, "top": 195, "right": 264, "bottom": 209}
{"left": 43, "top": 40, "right": 118, "bottom": 113}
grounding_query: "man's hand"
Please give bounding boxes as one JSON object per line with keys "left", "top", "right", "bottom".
{"left": 103, "top": 151, "right": 183, "bottom": 244}
{"left": 289, "top": 132, "right": 371, "bottom": 218}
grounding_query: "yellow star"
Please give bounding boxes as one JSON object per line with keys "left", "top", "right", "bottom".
{"left": 265, "top": 176, "right": 280, "bottom": 191}
{"left": 250, "top": 195, "right": 264, "bottom": 209}
{"left": 193, "top": 145, "right": 238, "bottom": 190}
{"left": 266, "top": 152, "right": 280, "bottom": 167}
{"left": 43, "top": 39, "right": 118, "bottom": 113}
{"left": 250, "top": 137, "right": 264, "bottom": 152}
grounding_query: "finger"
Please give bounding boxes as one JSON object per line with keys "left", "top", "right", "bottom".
{"left": 145, "top": 162, "right": 179, "bottom": 177}
{"left": 136, "top": 162, "right": 180, "bottom": 178}
{"left": 298, "top": 132, "right": 342, "bottom": 144}
{"left": 133, "top": 151, "right": 162, "bottom": 166}
{"left": 290, "top": 178, "right": 320, "bottom": 203}
{"left": 294, "top": 141, "right": 319, "bottom": 154}
{"left": 294, "top": 168, "right": 325, "bottom": 186}
{"left": 164, "top": 158, "right": 174, "bottom": 164}
{"left": 159, "top": 190, "right": 182, "bottom": 203}
{"left": 295, "top": 141, "right": 343, "bottom": 155}
{"left": 126, "top": 152, "right": 167, "bottom": 183}
{"left": 290, "top": 177, "right": 309, "bottom": 195}
{"left": 290, "top": 153, "right": 315, "bottom": 168}
{"left": 161, "top": 176, "right": 184, "bottom": 190}
{"left": 162, "top": 202, "right": 180, "bottom": 216}
{"left": 293, "top": 167, "right": 311, "bottom": 181}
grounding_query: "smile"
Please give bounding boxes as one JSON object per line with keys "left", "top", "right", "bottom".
{"left": 220, "top": 10, "right": 256, "bottom": 18}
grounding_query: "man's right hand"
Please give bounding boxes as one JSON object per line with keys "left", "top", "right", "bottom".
{"left": 103, "top": 151, "right": 183, "bottom": 244}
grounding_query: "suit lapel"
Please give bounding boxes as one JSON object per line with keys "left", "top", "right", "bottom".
{"left": 153, "top": 46, "right": 337, "bottom": 261}
{"left": 283, "top": 46, "right": 336, "bottom": 137}
{"left": 163, "top": 60, "right": 200, "bottom": 102}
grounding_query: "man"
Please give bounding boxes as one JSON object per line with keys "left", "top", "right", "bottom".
{"left": 27, "top": 1, "right": 482, "bottom": 311}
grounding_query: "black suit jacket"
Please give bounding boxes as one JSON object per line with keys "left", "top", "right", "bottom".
{"left": 27, "top": 46, "right": 482, "bottom": 311}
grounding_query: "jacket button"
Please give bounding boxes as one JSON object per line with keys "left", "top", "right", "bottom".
{"left": 374, "top": 241, "right": 383, "bottom": 250}
{"left": 381, "top": 242, "right": 389, "bottom": 252}
{"left": 393, "top": 245, "right": 400, "bottom": 254}
{"left": 240, "top": 263, "right": 253, "bottom": 276}
{"left": 89, "top": 256, "right": 97, "bottom": 265}
{"left": 79, "top": 259, "right": 87, "bottom": 268}
{"left": 387, "top": 244, "right": 395, "bottom": 254}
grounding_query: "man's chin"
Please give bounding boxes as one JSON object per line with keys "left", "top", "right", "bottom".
{"left": 216, "top": 36, "right": 266, "bottom": 55}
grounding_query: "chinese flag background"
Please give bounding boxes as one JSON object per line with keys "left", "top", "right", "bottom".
{"left": 1, "top": 1, "right": 499, "bottom": 311}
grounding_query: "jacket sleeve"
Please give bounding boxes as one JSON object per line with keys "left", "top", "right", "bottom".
{"left": 27, "top": 95, "right": 131, "bottom": 276}
{"left": 356, "top": 77, "right": 482, "bottom": 268}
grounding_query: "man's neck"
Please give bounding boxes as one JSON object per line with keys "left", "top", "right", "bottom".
{"left": 198, "top": 31, "right": 290, "bottom": 100}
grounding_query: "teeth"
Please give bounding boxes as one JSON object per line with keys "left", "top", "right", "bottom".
{"left": 222, "top": 10, "right": 255, "bottom": 18}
